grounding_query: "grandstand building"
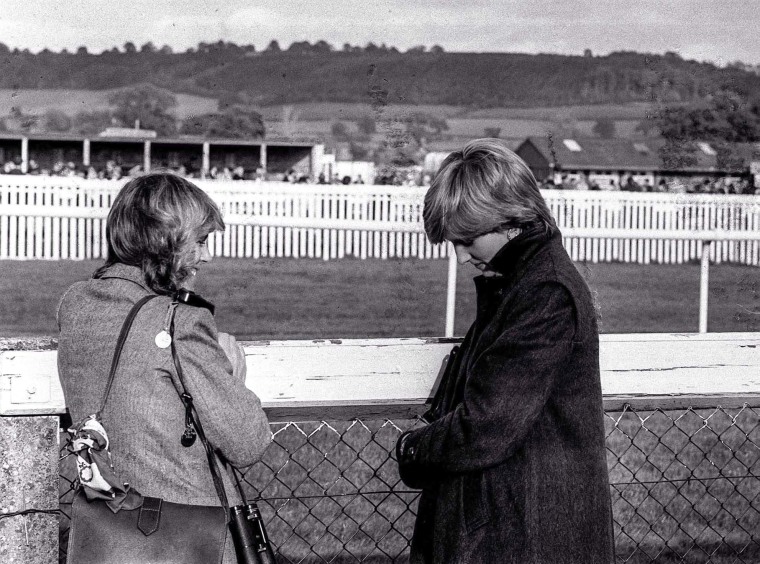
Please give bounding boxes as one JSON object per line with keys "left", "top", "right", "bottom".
{"left": 0, "top": 132, "right": 324, "bottom": 179}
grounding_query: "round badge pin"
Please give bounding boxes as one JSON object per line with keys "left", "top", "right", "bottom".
{"left": 155, "top": 330, "right": 172, "bottom": 349}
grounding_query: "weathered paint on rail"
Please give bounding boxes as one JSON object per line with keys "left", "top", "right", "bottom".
{"left": 1, "top": 334, "right": 759, "bottom": 418}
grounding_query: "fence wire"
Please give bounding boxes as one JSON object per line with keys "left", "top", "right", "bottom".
{"left": 58, "top": 405, "right": 760, "bottom": 563}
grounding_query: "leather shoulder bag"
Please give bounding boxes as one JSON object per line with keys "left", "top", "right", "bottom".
{"left": 66, "top": 295, "right": 230, "bottom": 564}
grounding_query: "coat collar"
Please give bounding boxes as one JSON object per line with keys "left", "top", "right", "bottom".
{"left": 94, "top": 263, "right": 153, "bottom": 293}
{"left": 487, "top": 225, "right": 558, "bottom": 278}
{"left": 471, "top": 225, "right": 559, "bottom": 321}
{"left": 474, "top": 225, "right": 559, "bottom": 290}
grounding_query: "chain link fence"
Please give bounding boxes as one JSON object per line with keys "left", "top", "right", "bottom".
{"left": 58, "top": 405, "right": 760, "bottom": 563}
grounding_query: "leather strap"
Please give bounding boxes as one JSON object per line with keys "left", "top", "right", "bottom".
{"left": 97, "top": 295, "right": 158, "bottom": 416}
{"left": 137, "top": 496, "right": 163, "bottom": 536}
{"left": 169, "top": 311, "right": 231, "bottom": 512}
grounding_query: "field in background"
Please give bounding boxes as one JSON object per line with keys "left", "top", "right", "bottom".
{"left": 1, "top": 259, "right": 758, "bottom": 338}
{"left": 0, "top": 90, "right": 650, "bottom": 139}
{"left": 0, "top": 88, "right": 218, "bottom": 120}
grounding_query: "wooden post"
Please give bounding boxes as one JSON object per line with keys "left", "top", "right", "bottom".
{"left": 20, "top": 137, "right": 29, "bottom": 173}
{"left": 143, "top": 140, "right": 151, "bottom": 173}
{"left": 260, "top": 144, "right": 267, "bottom": 174}
{"left": 310, "top": 144, "right": 324, "bottom": 179}
{"left": 202, "top": 142, "right": 210, "bottom": 178}
{"left": 699, "top": 241, "right": 711, "bottom": 333}
{"left": 0, "top": 415, "right": 59, "bottom": 563}
{"left": 445, "top": 243, "right": 458, "bottom": 337}
{"left": 83, "top": 138, "right": 91, "bottom": 167}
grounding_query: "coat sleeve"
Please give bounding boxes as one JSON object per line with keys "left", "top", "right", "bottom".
{"left": 172, "top": 305, "right": 271, "bottom": 468}
{"left": 397, "top": 282, "right": 577, "bottom": 487}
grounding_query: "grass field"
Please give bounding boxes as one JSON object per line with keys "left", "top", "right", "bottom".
{"left": 1, "top": 258, "right": 758, "bottom": 339}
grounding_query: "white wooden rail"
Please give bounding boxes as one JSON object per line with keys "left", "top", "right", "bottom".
{"left": 2, "top": 177, "right": 760, "bottom": 264}
{"left": 2, "top": 333, "right": 759, "bottom": 419}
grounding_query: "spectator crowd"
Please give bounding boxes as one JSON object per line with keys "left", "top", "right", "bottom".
{"left": 541, "top": 174, "right": 758, "bottom": 195}
{"left": 2, "top": 156, "right": 758, "bottom": 194}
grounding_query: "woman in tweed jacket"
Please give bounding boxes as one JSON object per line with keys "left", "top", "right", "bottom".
{"left": 57, "top": 173, "right": 271, "bottom": 564}
{"left": 396, "top": 140, "right": 614, "bottom": 563}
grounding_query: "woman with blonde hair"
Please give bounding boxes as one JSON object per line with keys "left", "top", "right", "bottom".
{"left": 396, "top": 139, "right": 614, "bottom": 563}
{"left": 58, "top": 173, "right": 271, "bottom": 563}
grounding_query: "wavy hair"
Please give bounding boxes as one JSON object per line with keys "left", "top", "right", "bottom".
{"left": 423, "top": 138, "right": 555, "bottom": 244}
{"left": 94, "top": 173, "right": 224, "bottom": 294}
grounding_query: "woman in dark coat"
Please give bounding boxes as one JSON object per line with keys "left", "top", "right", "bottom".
{"left": 57, "top": 173, "right": 271, "bottom": 563}
{"left": 396, "top": 140, "right": 614, "bottom": 563}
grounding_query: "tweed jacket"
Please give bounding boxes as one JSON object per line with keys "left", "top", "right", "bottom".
{"left": 57, "top": 263, "right": 271, "bottom": 564}
{"left": 397, "top": 226, "right": 614, "bottom": 564}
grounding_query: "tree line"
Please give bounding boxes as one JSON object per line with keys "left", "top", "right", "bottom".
{"left": 0, "top": 40, "right": 440, "bottom": 57}
{"left": 1, "top": 45, "right": 759, "bottom": 109}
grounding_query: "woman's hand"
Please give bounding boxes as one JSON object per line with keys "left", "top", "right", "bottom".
{"left": 218, "top": 332, "right": 247, "bottom": 381}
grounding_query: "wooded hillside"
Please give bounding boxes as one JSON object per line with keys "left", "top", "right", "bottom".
{"left": 1, "top": 45, "right": 758, "bottom": 109}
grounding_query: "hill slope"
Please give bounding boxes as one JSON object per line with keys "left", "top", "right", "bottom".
{"left": 1, "top": 49, "right": 758, "bottom": 109}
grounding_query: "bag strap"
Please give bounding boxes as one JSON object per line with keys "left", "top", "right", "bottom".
{"left": 168, "top": 309, "right": 232, "bottom": 511}
{"left": 422, "top": 345, "right": 460, "bottom": 424}
{"left": 97, "top": 294, "right": 158, "bottom": 416}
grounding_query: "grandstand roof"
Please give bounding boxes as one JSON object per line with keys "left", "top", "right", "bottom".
{"left": 0, "top": 132, "right": 319, "bottom": 148}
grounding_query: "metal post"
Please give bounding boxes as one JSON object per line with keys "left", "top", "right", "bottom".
{"left": 445, "top": 243, "right": 458, "bottom": 337}
{"left": 699, "top": 241, "right": 711, "bottom": 333}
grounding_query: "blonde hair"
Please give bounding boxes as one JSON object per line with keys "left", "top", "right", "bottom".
{"left": 423, "top": 138, "right": 555, "bottom": 244}
{"left": 94, "top": 173, "right": 224, "bottom": 294}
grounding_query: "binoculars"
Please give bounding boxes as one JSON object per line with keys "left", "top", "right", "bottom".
{"left": 229, "top": 502, "right": 277, "bottom": 564}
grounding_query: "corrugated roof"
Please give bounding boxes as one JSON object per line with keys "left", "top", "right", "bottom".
{"left": 519, "top": 136, "right": 759, "bottom": 173}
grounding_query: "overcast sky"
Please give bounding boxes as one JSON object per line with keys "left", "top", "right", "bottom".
{"left": 1, "top": 0, "right": 757, "bottom": 64}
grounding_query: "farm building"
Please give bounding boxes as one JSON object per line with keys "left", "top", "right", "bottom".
{"left": 515, "top": 136, "right": 760, "bottom": 189}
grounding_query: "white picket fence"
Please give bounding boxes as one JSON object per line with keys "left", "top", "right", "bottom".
{"left": 2, "top": 177, "right": 760, "bottom": 264}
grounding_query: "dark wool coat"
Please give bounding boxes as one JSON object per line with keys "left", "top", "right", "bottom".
{"left": 57, "top": 263, "right": 271, "bottom": 564}
{"left": 397, "top": 226, "right": 614, "bottom": 564}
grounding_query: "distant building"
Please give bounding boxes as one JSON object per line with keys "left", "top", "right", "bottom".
{"left": 0, "top": 132, "right": 324, "bottom": 179}
{"left": 320, "top": 150, "right": 375, "bottom": 184}
{"left": 516, "top": 136, "right": 759, "bottom": 189}
{"left": 422, "top": 138, "right": 522, "bottom": 174}
{"left": 99, "top": 127, "right": 158, "bottom": 139}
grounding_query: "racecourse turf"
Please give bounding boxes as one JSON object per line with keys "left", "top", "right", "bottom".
{"left": 1, "top": 258, "right": 758, "bottom": 338}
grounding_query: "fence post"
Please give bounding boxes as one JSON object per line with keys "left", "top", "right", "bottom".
{"left": 0, "top": 414, "right": 60, "bottom": 563}
{"left": 143, "top": 140, "right": 151, "bottom": 174}
{"left": 21, "top": 137, "right": 29, "bottom": 174}
{"left": 699, "top": 240, "right": 712, "bottom": 333}
{"left": 202, "top": 142, "right": 210, "bottom": 178}
{"left": 445, "top": 243, "right": 457, "bottom": 337}
{"left": 82, "top": 139, "right": 90, "bottom": 167}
